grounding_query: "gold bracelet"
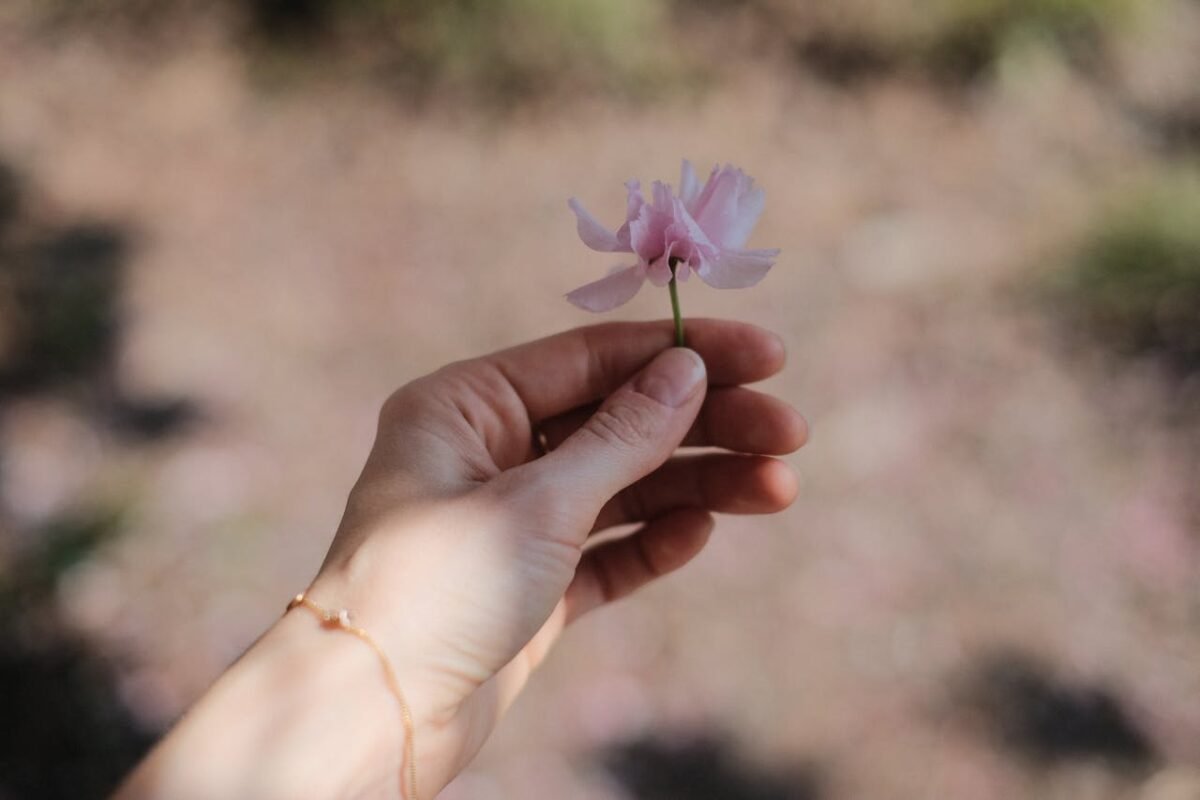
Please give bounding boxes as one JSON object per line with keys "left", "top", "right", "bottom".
{"left": 286, "top": 593, "right": 419, "bottom": 800}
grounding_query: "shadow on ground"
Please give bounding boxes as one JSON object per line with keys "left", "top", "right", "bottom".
{"left": 958, "top": 650, "right": 1157, "bottom": 772}
{"left": 0, "top": 158, "right": 198, "bottom": 439}
{"left": 601, "top": 734, "right": 822, "bottom": 800}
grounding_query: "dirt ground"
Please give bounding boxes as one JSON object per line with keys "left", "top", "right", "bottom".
{"left": 2, "top": 6, "right": 1199, "bottom": 799}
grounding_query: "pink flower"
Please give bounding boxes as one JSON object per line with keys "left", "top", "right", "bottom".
{"left": 566, "top": 161, "right": 779, "bottom": 312}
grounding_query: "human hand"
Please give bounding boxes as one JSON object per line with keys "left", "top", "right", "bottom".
{"left": 308, "top": 319, "right": 808, "bottom": 797}
{"left": 114, "top": 319, "right": 807, "bottom": 800}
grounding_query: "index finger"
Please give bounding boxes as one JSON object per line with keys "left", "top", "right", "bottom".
{"left": 482, "top": 318, "right": 786, "bottom": 424}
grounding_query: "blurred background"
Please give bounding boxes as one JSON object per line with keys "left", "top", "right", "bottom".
{"left": 1, "top": 0, "right": 1199, "bottom": 798}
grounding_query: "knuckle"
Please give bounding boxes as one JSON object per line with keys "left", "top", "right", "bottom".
{"left": 378, "top": 388, "right": 439, "bottom": 440}
{"left": 377, "top": 389, "right": 405, "bottom": 426}
{"left": 378, "top": 385, "right": 416, "bottom": 427}
{"left": 378, "top": 372, "right": 443, "bottom": 428}
{"left": 583, "top": 398, "right": 660, "bottom": 450}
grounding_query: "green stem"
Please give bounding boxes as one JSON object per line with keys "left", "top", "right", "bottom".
{"left": 667, "top": 263, "right": 684, "bottom": 347}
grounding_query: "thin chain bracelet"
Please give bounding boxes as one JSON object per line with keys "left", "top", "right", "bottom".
{"left": 286, "top": 593, "right": 419, "bottom": 800}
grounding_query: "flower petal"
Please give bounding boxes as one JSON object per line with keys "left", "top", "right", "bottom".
{"left": 624, "top": 180, "right": 645, "bottom": 220}
{"left": 629, "top": 198, "right": 672, "bottom": 265}
{"left": 691, "top": 163, "right": 722, "bottom": 212}
{"left": 679, "top": 160, "right": 701, "bottom": 211}
{"left": 651, "top": 180, "right": 674, "bottom": 212}
{"left": 697, "top": 248, "right": 779, "bottom": 289}
{"left": 614, "top": 180, "right": 645, "bottom": 249}
{"left": 721, "top": 183, "right": 765, "bottom": 250}
{"left": 691, "top": 166, "right": 766, "bottom": 250}
{"left": 669, "top": 196, "right": 717, "bottom": 256}
{"left": 568, "top": 197, "right": 629, "bottom": 253}
{"left": 566, "top": 264, "right": 646, "bottom": 311}
{"left": 646, "top": 256, "right": 673, "bottom": 286}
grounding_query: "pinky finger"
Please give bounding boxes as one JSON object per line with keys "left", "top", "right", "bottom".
{"left": 563, "top": 507, "right": 714, "bottom": 626}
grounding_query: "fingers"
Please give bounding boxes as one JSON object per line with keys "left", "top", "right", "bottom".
{"left": 519, "top": 348, "right": 707, "bottom": 522}
{"left": 481, "top": 319, "right": 785, "bottom": 424}
{"left": 538, "top": 387, "right": 808, "bottom": 456}
{"left": 593, "top": 453, "right": 799, "bottom": 531}
{"left": 563, "top": 508, "right": 714, "bottom": 625}
{"left": 691, "top": 388, "right": 808, "bottom": 454}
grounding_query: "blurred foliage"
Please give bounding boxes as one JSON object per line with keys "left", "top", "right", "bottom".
{"left": 748, "top": 0, "right": 1153, "bottom": 85}
{"left": 0, "top": 508, "right": 126, "bottom": 613}
{"left": 25, "top": 510, "right": 123, "bottom": 591}
{"left": 250, "top": 0, "right": 680, "bottom": 104}
{"left": 0, "top": 508, "right": 154, "bottom": 800}
{"left": 0, "top": 224, "right": 126, "bottom": 393}
{"left": 30, "top": 0, "right": 1168, "bottom": 102}
{"left": 0, "top": 163, "right": 19, "bottom": 239}
{"left": 916, "top": 0, "right": 1137, "bottom": 80}
{"left": 1053, "top": 169, "right": 1200, "bottom": 376}
{"left": 0, "top": 155, "right": 176, "bottom": 799}
{"left": 34, "top": 0, "right": 683, "bottom": 105}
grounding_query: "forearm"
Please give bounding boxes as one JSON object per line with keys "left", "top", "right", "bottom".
{"left": 114, "top": 608, "right": 404, "bottom": 800}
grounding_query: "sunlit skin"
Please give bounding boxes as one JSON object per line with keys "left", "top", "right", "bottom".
{"left": 115, "top": 319, "right": 808, "bottom": 800}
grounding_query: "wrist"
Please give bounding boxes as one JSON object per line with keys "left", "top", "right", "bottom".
{"left": 249, "top": 608, "right": 410, "bottom": 798}
{"left": 117, "top": 608, "right": 410, "bottom": 800}
{"left": 300, "top": 571, "right": 466, "bottom": 800}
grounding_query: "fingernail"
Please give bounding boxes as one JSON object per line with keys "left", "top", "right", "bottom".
{"left": 634, "top": 348, "right": 706, "bottom": 408}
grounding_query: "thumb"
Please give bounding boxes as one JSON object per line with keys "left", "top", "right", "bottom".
{"left": 532, "top": 347, "right": 707, "bottom": 509}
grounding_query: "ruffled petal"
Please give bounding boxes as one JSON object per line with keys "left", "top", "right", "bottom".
{"left": 624, "top": 180, "right": 645, "bottom": 220}
{"left": 651, "top": 180, "right": 674, "bottom": 213}
{"left": 628, "top": 205, "right": 654, "bottom": 263}
{"left": 646, "top": 256, "right": 673, "bottom": 287}
{"left": 690, "top": 166, "right": 766, "bottom": 250}
{"left": 697, "top": 248, "right": 779, "bottom": 289}
{"left": 629, "top": 200, "right": 672, "bottom": 265}
{"left": 691, "top": 163, "right": 722, "bottom": 217}
{"left": 679, "top": 160, "right": 701, "bottom": 211}
{"left": 721, "top": 183, "right": 765, "bottom": 250}
{"left": 669, "top": 196, "right": 717, "bottom": 257}
{"left": 568, "top": 197, "right": 629, "bottom": 253}
{"left": 614, "top": 180, "right": 645, "bottom": 249}
{"left": 565, "top": 264, "right": 646, "bottom": 311}
{"left": 691, "top": 167, "right": 742, "bottom": 249}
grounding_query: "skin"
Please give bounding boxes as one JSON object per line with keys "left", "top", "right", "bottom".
{"left": 115, "top": 319, "right": 808, "bottom": 800}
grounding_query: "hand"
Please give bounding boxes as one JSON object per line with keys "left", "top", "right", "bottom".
{"left": 114, "top": 319, "right": 807, "bottom": 800}
{"left": 310, "top": 319, "right": 807, "bottom": 796}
